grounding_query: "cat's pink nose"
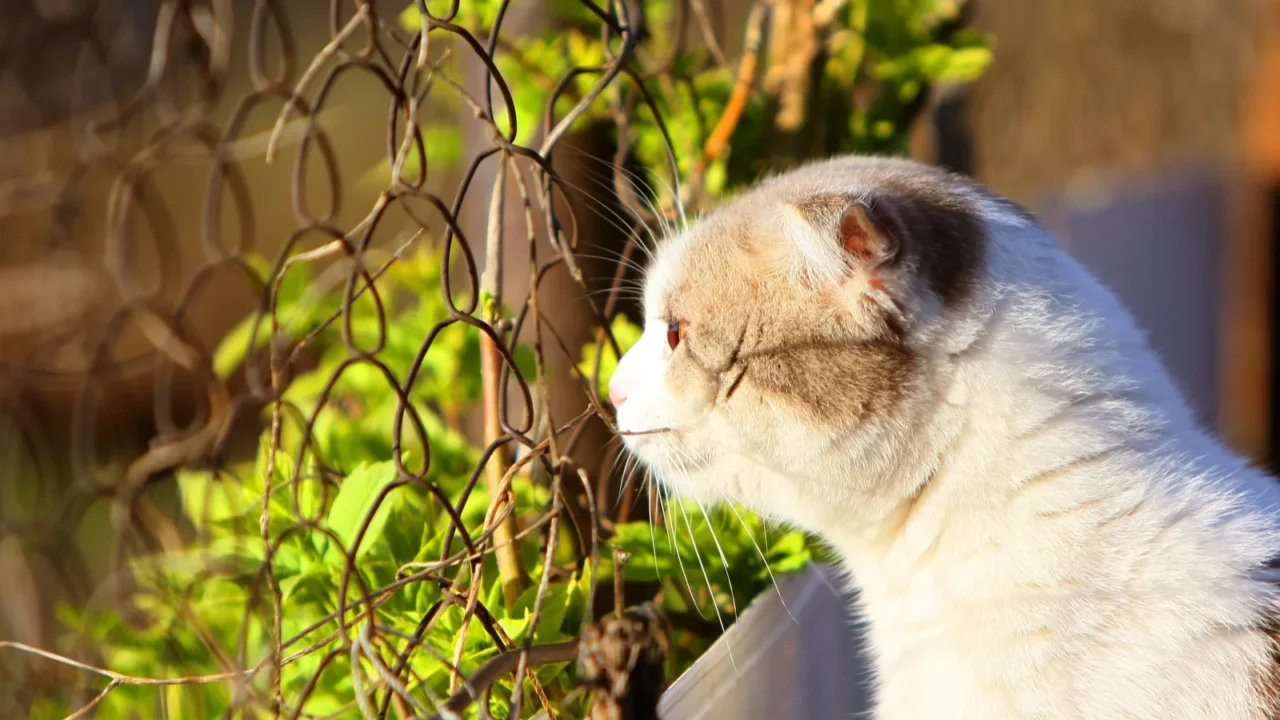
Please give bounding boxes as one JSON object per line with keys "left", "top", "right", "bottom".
{"left": 609, "top": 377, "right": 628, "bottom": 408}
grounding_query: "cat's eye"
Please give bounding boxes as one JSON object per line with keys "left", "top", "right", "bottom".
{"left": 666, "top": 320, "right": 687, "bottom": 351}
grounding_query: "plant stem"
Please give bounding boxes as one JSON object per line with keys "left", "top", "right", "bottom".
{"left": 700, "top": 2, "right": 767, "bottom": 167}
{"left": 482, "top": 157, "right": 527, "bottom": 610}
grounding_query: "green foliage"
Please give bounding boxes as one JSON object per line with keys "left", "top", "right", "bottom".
{"left": 60, "top": 245, "right": 567, "bottom": 718}
{"left": 611, "top": 507, "right": 822, "bottom": 606}
{"left": 379, "top": 0, "right": 990, "bottom": 204}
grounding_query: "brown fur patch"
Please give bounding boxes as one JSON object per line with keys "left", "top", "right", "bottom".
{"left": 742, "top": 332, "right": 916, "bottom": 423}
{"left": 792, "top": 193, "right": 850, "bottom": 224}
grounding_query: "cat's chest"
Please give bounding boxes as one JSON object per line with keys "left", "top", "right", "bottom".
{"left": 856, "top": 574, "right": 1276, "bottom": 720}
{"left": 854, "top": 570, "right": 1081, "bottom": 719}
{"left": 864, "top": 612, "right": 1072, "bottom": 720}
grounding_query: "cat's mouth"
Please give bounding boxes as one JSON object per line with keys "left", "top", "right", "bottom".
{"left": 617, "top": 426, "right": 674, "bottom": 453}
{"left": 616, "top": 425, "right": 680, "bottom": 461}
{"left": 617, "top": 427, "right": 673, "bottom": 437}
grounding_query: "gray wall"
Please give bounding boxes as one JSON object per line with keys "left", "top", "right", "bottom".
{"left": 1039, "top": 168, "right": 1227, "bottom": 428}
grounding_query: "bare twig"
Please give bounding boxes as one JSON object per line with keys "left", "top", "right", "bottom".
{"left": 265, "top": 2, "right": 372, "bottom": 163}
{"left": 435, "top": 640, "right": 580, "bottom": 718}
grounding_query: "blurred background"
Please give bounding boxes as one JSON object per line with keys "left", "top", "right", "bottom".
{"left": 3, "top": 0, "right": 1280, "bottom": 714}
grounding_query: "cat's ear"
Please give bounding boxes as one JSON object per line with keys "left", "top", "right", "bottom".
{"left": 783, "top": 194, "right": 901, "bottom": 284}
{"left": 836, "top": 201, "right": 899, "bottom": 274}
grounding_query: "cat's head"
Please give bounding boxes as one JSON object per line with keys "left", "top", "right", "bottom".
{"left": 609, "top": 156, "right": 997, "bottom": 528}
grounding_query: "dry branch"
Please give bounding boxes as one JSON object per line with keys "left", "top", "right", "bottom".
{"left": 700, "top": 2, "right": 767, "bottom": 169}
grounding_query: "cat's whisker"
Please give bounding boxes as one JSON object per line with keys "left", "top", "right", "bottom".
{"left": 575, "top": 243, "right": 655, "bottom": 273}
{"left": 604, "top": 434, "right": 625, "bottom": 470}
{"left": 671, "top": 491, "right": 738, "bottom": 674}
{"left": 639, "top": 470, "right": 669, "bottom": 590}
{"left": 580, "top": 280, "right": 645, "bottom": 301}
{"left": 558, "top": 146, "right": 679, "bottom": 240}
{"left": 656, "top": 478, "right": 708, "bottom": 624}
{"left": 708, "top": 481, "right": 798, "bottom": 625}
{"left": 574, "top": 250, "right": 649, "bottom": 275}
{"left": 613, "top": 469, "right": 669, "bottom": 601}
{"left": 615, "top": 451, "right": 641, "bottom": 514}
{"left": 554, "top": 161, "right": 665, "bottom": 249}
{"left": 568, "top": 195, "right": 651, "bottom": 249}
{"left": 570, "top": 162, "right": 671, "bottom": 267}
{"left": 583, "top": 285, "right": 644, "bottom": 297}
{"left": 552, "top": 172, "right": 663, "bottom": 256}
{"left": 592, "top": 155, "right": 684, "bottom": 238}
{"left": 553, "top": 164, "right": 653, "bottom": 231}
{"left": 674, "top": 461, "right": 742, "bottom": 620}
{"left": 632, "top": 228, "right": 661, "bottom": 268}
{"left": 582, "top": 282, "right": 645, "bottom": 293}
{"left": 571, "top": 251, "right": 648, "bottom": 277}
{"left": 581, "top": 288, "right": 646, "bottom": 301}
{"left": 666, "top": 442, "right": 795, "bottom": 622}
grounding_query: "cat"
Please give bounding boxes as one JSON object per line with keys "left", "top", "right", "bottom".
{"left": 608, "top": 155, "right": 1280, "bottom": 719}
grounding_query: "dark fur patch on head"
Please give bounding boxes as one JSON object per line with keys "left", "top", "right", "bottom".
{"left": 767, "top": 157, "right": 992, "bottom": 309}
{"left": 879, "top": 188, "right": 985, "bottom": 308}
{"left": 791, "top": 185, "right": 986, "bottom": 309}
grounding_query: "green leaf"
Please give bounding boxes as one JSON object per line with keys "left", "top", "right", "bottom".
{"left": 610, "top": 522, "right": 670, "bottom": 581}
{"left": 324, "top": 461, "right": 402, "bottom": 560}
{"left": 211, "top": 257, "right": 331, "bottom": 379}
{"left": 766, "top": 531, "right": 814, "bottom": 576}
{"left": 176, "top": 469, "right": 255, "bottom": 525}
{"left": 530, "top": 582, "right": 572, "bottom": 643}
{"left": 398, "top": 3, "right": 422, "bottom": 31}
{"left": 415, "top": 578, "right": 443, "bottom": 614}
{"left": 279, "top": 559, "right": 332, "bottom": 604}
{"left": 484, "top": 569, "right": 506, "bottom": 617}
{"left": 933, "top": 46, "right": 993, "bottom": 83}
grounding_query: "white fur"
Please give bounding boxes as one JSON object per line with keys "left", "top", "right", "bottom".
{"left": 612, "top": 198, "right": 1280, "bottom": 718}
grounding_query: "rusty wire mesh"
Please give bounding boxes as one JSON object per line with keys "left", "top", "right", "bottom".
{"left": 0, "top": 0, "right": 725, "bottom": 717}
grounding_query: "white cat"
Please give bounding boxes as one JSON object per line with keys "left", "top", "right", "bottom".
{"left": 608, "top": 155, "right": 1280, "bottom": 719}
